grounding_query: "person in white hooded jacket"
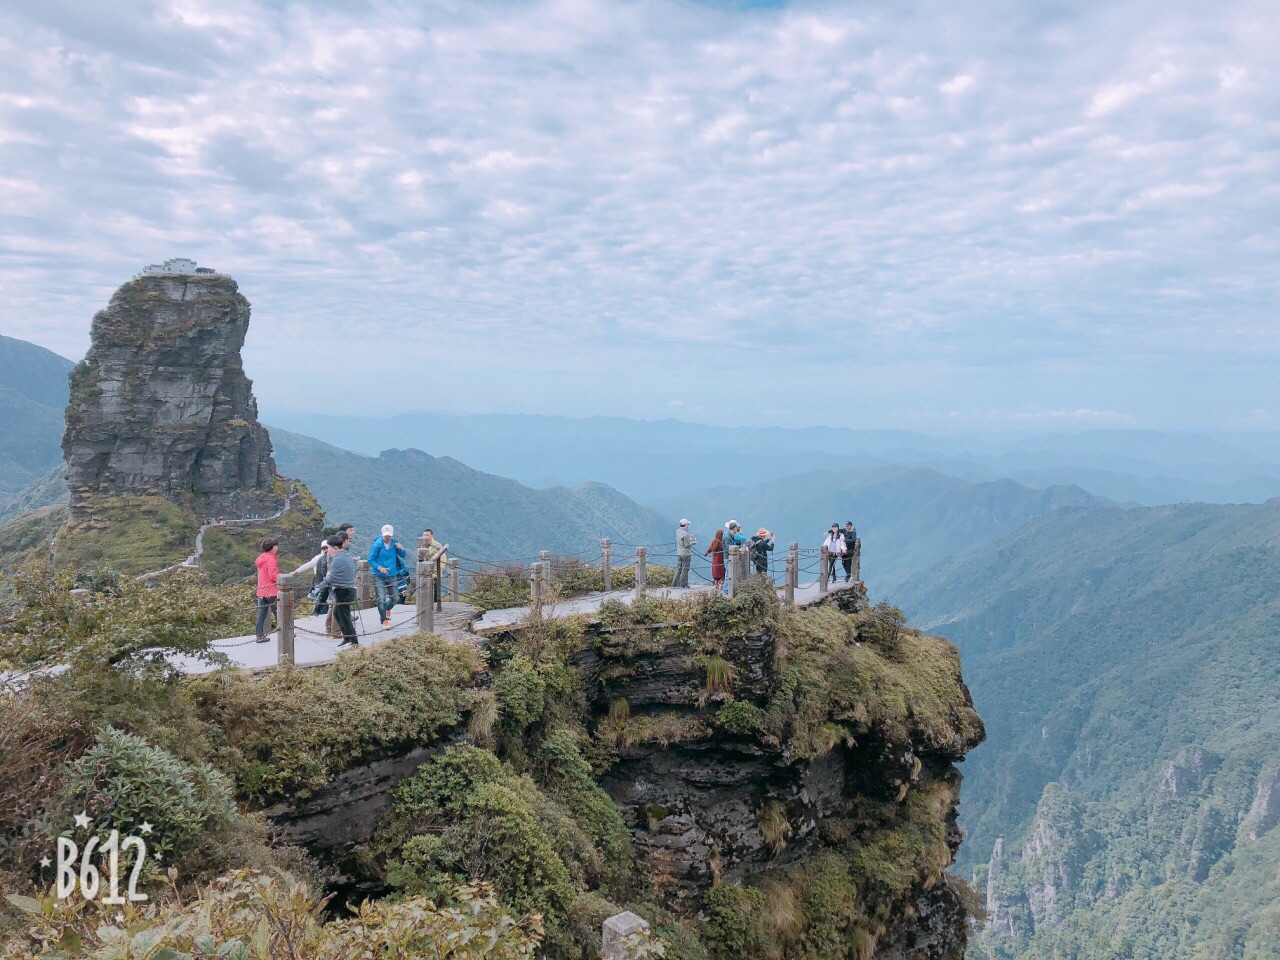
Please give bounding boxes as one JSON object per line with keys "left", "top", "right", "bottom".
{"left": 822, "top": 524, "right": 845, "bottom": 582}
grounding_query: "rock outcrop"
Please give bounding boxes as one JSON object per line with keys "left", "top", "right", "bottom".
{"left": 63, "top": 271, "right": 282, "bottom": 520}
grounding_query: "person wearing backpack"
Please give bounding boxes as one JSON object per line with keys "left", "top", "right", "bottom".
{"left": 368, "top": 524, "right": 406, "bottom": 629}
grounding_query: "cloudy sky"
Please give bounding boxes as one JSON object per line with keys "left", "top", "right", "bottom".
{"left": 1, "top": 0, "right": 1277, "bottom": 430}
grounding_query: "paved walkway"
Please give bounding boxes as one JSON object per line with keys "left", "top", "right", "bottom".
{"left": 180, "top": 579, "right": 860, "bottom": 674}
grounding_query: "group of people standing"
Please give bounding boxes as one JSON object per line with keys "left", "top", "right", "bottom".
{"left": 822, "top": 521, "right": 859, "bottom": 583}
{"left": 674, "top": 518, "right": 858, "bottom": 592}
{"left": 253, "top": 523, "right": 447, "bottom": 648}
{"left": 675, "top": 519, "right": 776, "bottom": 592}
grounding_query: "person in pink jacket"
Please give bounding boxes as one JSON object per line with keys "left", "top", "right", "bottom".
{"left": 255, "top": 537, "right": 280, "bottom": 643}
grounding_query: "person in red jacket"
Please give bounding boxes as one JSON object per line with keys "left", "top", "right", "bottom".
{"left": 255, "top": 537, "right": 280, "bottom": 643}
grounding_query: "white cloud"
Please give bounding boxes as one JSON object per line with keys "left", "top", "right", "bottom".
{"left": 0, "top": 0, "right": 1276, "bottom": 429}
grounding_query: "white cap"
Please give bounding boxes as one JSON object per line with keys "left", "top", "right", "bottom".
{"left": 679, "top": 518, "right": 690, "bottom": 526}
{"left": 726, "top": 520, "right": 738, "bottom": 529}
{"left": 381, "top": 524, "right": 394, "bottom": 536}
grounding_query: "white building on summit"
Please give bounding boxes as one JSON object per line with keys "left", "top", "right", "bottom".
{"left": 134, "top": 258, "right": 218, "bottom": 278}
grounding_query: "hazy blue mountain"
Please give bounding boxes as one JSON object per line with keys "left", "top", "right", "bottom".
{"left": 651, "top": 466, "right": 1108, "bottom": 595}
{"left": 265, "top": 410, "right": 930, "bottom": 499}
{"left": 894, "top": 500, "right": 1280, "bottom": 960}
{"left": 269, "top": 428, "right": 674, "bottom": 561}
{"left": 0, "top": 463, "right": 68, "bottom": 525}
{"left": 0, "top": 334, "right": 76, "bottom": 408}
{"left": 264, "top": 410, "right": 1280, "bottom": 507}
{"left": 0, "top": 336, "right": 75, "bottom": 506}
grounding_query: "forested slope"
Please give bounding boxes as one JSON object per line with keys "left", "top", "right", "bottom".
{"left": 897, "top": 500, "right": 1280, "bottom": 960}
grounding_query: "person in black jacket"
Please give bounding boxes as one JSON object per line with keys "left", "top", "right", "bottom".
{"left": 841, "top": 521, "right": 857, "bottom": 583}
{"left": 749, "top": 528, "right": 775, "bottom": 576}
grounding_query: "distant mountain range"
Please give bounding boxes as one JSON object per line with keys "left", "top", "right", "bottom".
{"left": 895, "top": 499, "right": 1280, "bottom": 960}
{"left": 269, "top": 428, "right": 674, "bottom": 561}
{"left": 267, "top": 410, "right": 1280, "bottom": 507}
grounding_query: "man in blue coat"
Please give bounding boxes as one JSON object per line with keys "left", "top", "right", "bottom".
{"left": 368, "top": 524, "right": 406, "bottom": 628}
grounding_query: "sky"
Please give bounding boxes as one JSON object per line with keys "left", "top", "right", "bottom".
{"left": 1, "top": 0, "right": 1278, "bottom": 431}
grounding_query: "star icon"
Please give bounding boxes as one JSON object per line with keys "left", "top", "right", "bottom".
{"left": 154, "top": 851, "right": 163, "bottom": 862}
{"left": 39, "top": 856, "right": 51, "bottom": 869}
{"left": 74, "top": 811, "right": 91, "bottom": 830}
{"left": 139, "top": 821, "right": 153, "bottom": 835}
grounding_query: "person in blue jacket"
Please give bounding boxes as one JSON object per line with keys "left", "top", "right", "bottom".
{"left": 368, "top": 524, "right": 406, "bottom": 629}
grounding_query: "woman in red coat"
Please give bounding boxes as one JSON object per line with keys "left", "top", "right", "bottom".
{"left": 706, "top": 528, "right": 726, "bottom": 591}
{"left": 255, "top": 537, "right": 280, "bottom": 643}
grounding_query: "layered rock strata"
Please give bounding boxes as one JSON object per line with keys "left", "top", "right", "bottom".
{"left": 63, "top": 272, "right": 282, "bottom": 520}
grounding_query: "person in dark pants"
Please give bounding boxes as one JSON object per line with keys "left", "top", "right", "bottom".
{"left": 322, "top": 534, "right": 359, "bottom": 646}
{"left": 749, "top": 528, "right": 775, "bottom": 576}
{"left": 311, "top": 538, "right": 331, "bottom": 615}
{"left": 841, "top": 522, "right": 857, "bottom": 583}
{"left": 254, "top": 537, "right": 279, "bottom": 643}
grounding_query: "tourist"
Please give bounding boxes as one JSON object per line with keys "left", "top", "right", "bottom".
{"left": 706, "top": 528, "right": 726, "bottom": 591}
{"left": 311, "top": 537, "right": 332, "bottom": 614}
{"left": 674, "top": 519, "right": 696, "bottom": 588}
{"left": 254, "top": 537, "right": 280, "bottom": 644}
{"left": 749, "top": 528, "right": 774, "bottom": 576}
{"left": 725, "top": 520, "right": 747, "bottom": 583}
{"left": 823, "top": 524, "right": 845, "bottom": 581}
{"left": 368, "top": 524, "right": 406, "bottom": 629}
{"left": 842, "top": 521, "right": 857, "bottom": 583}
{"left": 322, "top": 534, "right": 359, "bottom": 646}
{"left": 338, "top": 522, "right": 355, "bottom": 550}
{"left": 422, "top": 529, "right": 446, "bottom": 606}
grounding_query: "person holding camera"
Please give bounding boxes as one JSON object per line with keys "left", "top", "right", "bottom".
{"left": 749, "top": 527, "right": 775, "bottom": 575}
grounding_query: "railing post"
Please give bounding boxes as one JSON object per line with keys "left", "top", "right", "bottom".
{"left": 784, "top": 556, "right": 796, "bottom": 609}
{"left": 635, "top": 546, "right": 647, "bottom": 598}
{"left": 726, "top": 541, "right": 736, "bottom": 597}
{"left": 819, "top": 545, "right": 829, "bottom": 593}
{"left": 448, "top": 556, "right": 459, "bottom": 600}
{"left": 357, "top": 559, "right": 373, "bottom": 610}
{"left": 540, "top": 550, "right": 552, "bottom": 601}
{"left": 277, "top": 573, "right": 296, "bottom": 666}
{"left": 740, "top": 544, "right": 751, "bottom": 582}
{"left": 853, "top": 537, "right": 861, "bottom": 583}
{"left": 789, "top": 541, "right": 799, "bottom": 572}
{"left": 530, "top": 562, "right": 543, "bottom": 616}
{"left": 417, "top": 542, "right": 433, "bottom": 633}
{"left": 601, "top": 538, "right": 612, "bottom": 592}
{"left": 603, "top": 911, "right": 651, "bottom": 960}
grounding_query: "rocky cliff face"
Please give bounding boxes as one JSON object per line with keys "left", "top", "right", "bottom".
{"left": 262, "top": 586, "right": 986, "bottom": 959}
{"left": 63, "top": 273, "right": 281, "bottom": 520}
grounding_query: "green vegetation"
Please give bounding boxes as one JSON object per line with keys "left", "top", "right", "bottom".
{"left": 0, "top": 504, "right": 65, "bottom": 584}
{"left": 54, "top": 494, "right": 200, "bottom": 576}
{"left": 2, "top": 873, "right": 542, "bottom": 959}
{"left": 1, "top": 554, "right": 981, "bottom": 958}
{"left": 199, "top": 480, "right": 325, "bottom": 585}
{"left": 897, "top": 499, "right": 1280, "bottom": 960}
